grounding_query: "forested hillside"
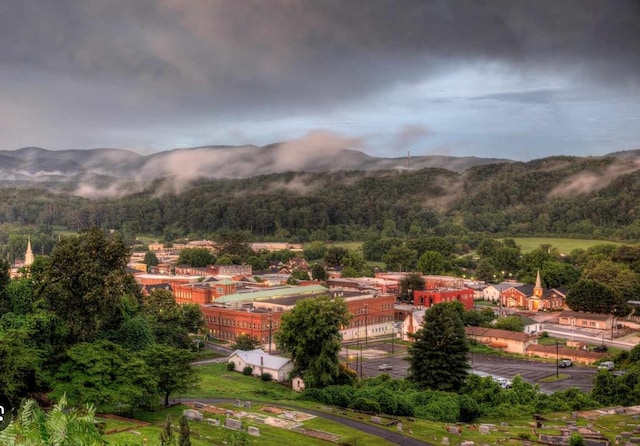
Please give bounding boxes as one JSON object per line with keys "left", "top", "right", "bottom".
{"left": 2, "top": 155, "right": 640, "bottom": 259}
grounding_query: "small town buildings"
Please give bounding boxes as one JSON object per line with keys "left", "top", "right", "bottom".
{"left": 413, "top": 288, "right": 475, "bottom": 310}
{"left": 250, "top": 242, "right": 303, "bottom": 253}
{"left": 174, "top": 278, "right": 237, "bottom": 305}
{"left": 525, "top": 344, "right": 606, "bottom": 364}
{"left": 481, "top": 282, "right": 517, "bottom": 302}
{"left": 227, "top": 349, "right": 294, "bottom": 382}
{"left": 200, "top": 286, "right": 396, "bottom": 348}
{"left": 465, "top": 326, "right": 539, "bottom": 355}
{"left": 558, "top": 310, "right": 614, "bottom": 330}
{"left": 400, "top": 309, "right": 425, "bottom": 341}
{"left": 500, "top": 271, "right": 566, "bottom": 311}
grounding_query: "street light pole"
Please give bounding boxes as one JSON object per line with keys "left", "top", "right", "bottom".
{"left": 556, "top": 340, "right": 559, "bottom": 379}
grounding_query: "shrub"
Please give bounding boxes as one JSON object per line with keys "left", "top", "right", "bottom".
{"left": 349, "top": 397, "right": 381, "bottom": 414}
{"left": 242, "top": 366, "right": 253, "bottom": 376}
{"left": 227, "top": 362, "right": 235, "bottom": 371}
{"left": 261, "top": 372, "right": 273, "bottom": 381}
{"left": 299, "top": 388, "right": 326, "bottom": 403}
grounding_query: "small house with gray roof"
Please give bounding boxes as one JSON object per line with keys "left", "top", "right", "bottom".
{"left": 228, "top": 349, "right": 294, "bottom": 382}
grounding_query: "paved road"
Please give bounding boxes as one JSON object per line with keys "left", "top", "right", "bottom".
{"left": 175, "top": 398, "right": 432, "bottom": 446}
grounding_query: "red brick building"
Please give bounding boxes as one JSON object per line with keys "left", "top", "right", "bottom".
{"left": 413, "top": 288, "right": 475, "bottom": 310}
{"left": 174, "top": 278, "right": 237, "bottom": 305}
{"left": 200, "top": 287, "right": 397, "bottom": 347}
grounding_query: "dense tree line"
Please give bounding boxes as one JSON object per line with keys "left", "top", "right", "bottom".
{"left": 4, "top": 157, "right": 640, "bottom": 250}
{"left": 0, "top": 227, "right": 202, "bottom": 411}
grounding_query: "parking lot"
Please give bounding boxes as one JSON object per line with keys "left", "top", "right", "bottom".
{"left": 340, "top": 339, "right": 598, "bottom": 393}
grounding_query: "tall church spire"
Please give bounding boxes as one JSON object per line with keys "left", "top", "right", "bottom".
{"left": 24, "top": 236, "right": 34, "bottom": 266}
{"left": 533, "top": 269, "right": 543, "bottom": 297}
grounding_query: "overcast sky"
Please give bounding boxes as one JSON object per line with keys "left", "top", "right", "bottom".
{"left": 1, "top": 0, "right": 639, "bottom": 160}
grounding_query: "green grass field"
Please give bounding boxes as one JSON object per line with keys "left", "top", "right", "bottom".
{"left": 100, "top": 360, "right": 640, "bottom": 446}
{"left": 507, "top": 237, "right": 621, "bottom": 254}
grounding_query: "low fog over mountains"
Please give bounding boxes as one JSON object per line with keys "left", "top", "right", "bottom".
{"left": 1, "top": 140, "right": 639, "bottom": 200}
{"left": 0, "top": 142, "right": 507, "bottom": 188}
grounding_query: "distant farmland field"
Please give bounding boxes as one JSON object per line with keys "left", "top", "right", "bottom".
{"left": 508, "top": 237, "right": 622, "bottom": 254}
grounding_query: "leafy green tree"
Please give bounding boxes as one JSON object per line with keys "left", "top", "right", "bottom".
{"left": 0, "top": 328, "right": 42, "bottom": 404}
{"left": 232, "top": 333, "right": 261, "bottom": 351}
{"left": 304, "top": 241, "right": 327, "bottom": 261}
{"left": 180, "top": 304, "right": 205, "bottom": 335}
{"left": 408, "top": 303, "right": 470, "bottom": 391}
{"left": 113, "top": 315, "right": 154, "bottom": 351}
{"left": 143, "top": 289, "right": 192, "bottom": 348}
{"left": 143, "top": 250, "right": 159, "bottom": 267}
{"left": 462, "top": 308, "right": 495, "bottom": 327}
{"left": 51, "top": 340, "right": 158, "bottom": 412}
{"left": 399, "top": 273, "right": 425, "bottom": 300}
{"left": 176, "top": 248, "right": 216, "bottom": 267}
{"left": 290, "top": 269, "right": 310, "bottom": 281}
{"left": 215, "top": 230, "right": 253, "bottom": 259}
{"left": 383, "top": 245, "right": 417, "bottom": 272}
{"left": 362, "top": 237, "right": 403, "bottom": 262}
{"left": 340, "top": 266, "right": 359, "bottom": 278}
{"left": 417, "top": 251, "right": 445, "bottom": 274}
{"left": 178, "top": 415, "right": 191, "bottom": 446}
{"left": 4, "top": 278, "right": 38, "bottom": 316}
{"left": 0, "top": 396, "right": 104, "bottom": 446}
{"left": 276, "top": 296, "right": 351, "bottom": 388}
{"left": 324, "top": 247, "right": 350, "bottom": 266}
{"left": 494, "top": 315, "right": 525, "bottom": 332}
{"left": 41, "top": 227, "right": 143, "bottom": 344}
{"left": 246, "top": 255, "right": 267, "bottom": 271}
{"left": 541, "top": 261, "right": 580, "bottom": 288}
{"left": 140, "top": 344, "right": 198, "bottom": 407}
{"left": 566, "top": 279, "right": 628, "bottom": 315}
{"left": 311, "top": 263, "right": 327, "bottom": 281}
{"left": 0, "top": 258, "right": 9, "bottom": 312}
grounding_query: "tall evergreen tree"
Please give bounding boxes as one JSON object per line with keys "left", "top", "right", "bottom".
{"left": 408, "top": 302, "right": 470, "bottom": 391}
{"left": 178, "top": 415, "right": 191, "bottom": 446}
{"left": 160, "top": 414, "right": 175, "bottom": 446}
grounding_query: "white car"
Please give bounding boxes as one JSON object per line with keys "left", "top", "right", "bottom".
{"left": 493, "top": 377, "right": 512, "bottom": 389}
{"left": 378, "top": 363, "right": 393, "bottom": 371}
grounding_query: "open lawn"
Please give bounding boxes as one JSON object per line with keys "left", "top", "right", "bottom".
{"left": 181, "top": 363, "right": 298, "bottom": 401}
{"left": 507, "top": 237, "right": 622, "bottom": 254}
{"left": 107, "top": 360, "right": 640, "bottom": 446}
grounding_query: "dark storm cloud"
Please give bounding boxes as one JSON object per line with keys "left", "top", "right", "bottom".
{"left": 1, "top": 0, "right": 638, "bottom": 114}
{"left": 0, "top": 0, "right": 638, "bottom": 154}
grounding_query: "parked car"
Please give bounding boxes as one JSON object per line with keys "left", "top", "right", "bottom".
{"left": 558, "top": 359, "right": 573, "bottom": 368}
{"left": 598, "top": 361, "right": 615, "bottom": 371}
{"left": 493, "top": 377, "right": 513, "bottom": 389}
{"left": 378, "top": 363, "right": 393, "bottom": 371}
{"left": 594, "top": 345, "right": 608, "bottom": 352}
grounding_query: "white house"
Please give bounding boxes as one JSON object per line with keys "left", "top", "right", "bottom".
{"left": 228, "top": 349, "right": 294, "bottom": 382}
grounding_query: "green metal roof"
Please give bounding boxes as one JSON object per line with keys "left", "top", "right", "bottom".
{"left": 214, "top": 284, "right": 328, "bottom": 304}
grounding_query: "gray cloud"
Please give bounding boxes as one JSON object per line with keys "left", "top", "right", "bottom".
{"left": 0, "top": 0, "right": 638, "bottom": 155}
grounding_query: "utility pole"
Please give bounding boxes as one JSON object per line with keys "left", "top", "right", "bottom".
{"left": 268, "top": 312, "right": 273, "bottom": 354}
{"left": 364, "top": 303, "right": 368, "bottom": 345}
{"left": 556, "top": 339, "right": 560, "bottom": 379}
